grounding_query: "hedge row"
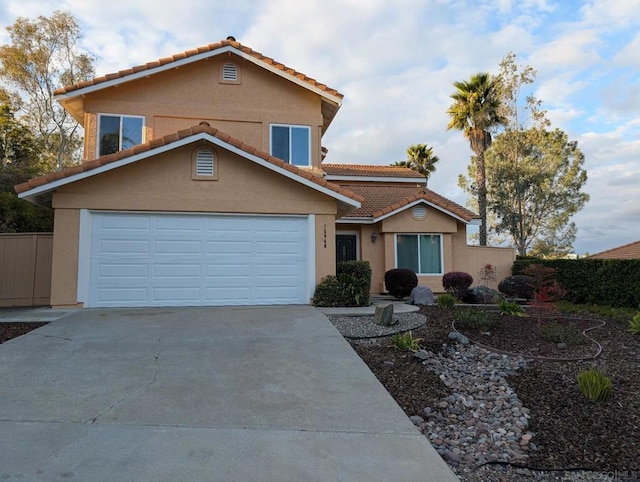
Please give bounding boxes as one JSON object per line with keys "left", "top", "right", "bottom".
{"left": 512, "top": 257, "right": 640, "bottom": 308}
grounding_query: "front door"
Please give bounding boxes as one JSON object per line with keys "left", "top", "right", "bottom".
{"left": 336, "top": 234, "right": 357, "bottom": 264}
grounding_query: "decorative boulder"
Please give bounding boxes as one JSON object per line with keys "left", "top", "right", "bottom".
{"left": 407, "top": 286, "right": 436, "bottom": 306}
{"left": 373, "top": 303, "right": 396, "bottom": 326}
{"left": 498, "top": 275, "right": 535, "bottom": 299}
{"left": 461, "top": 285, "right": 503, "bottom": 304}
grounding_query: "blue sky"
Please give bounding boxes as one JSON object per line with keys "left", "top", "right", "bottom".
{"left": 1, "top": 0, "right": 638, "bottom": 255}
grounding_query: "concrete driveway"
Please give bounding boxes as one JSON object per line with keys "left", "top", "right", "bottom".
{"left": 0, "top": 306, "right": 457, "bottom": 481}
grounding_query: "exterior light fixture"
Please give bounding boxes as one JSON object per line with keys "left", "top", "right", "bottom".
{"left": 371, "top": 231, "right": 378, "bottom": 243}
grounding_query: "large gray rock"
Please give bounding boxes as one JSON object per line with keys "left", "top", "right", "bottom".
{"left": 461, "top": 285, "right": 503, "bottom": 304}
{"left": 373, "top": 303, "right": 396, "bottom": 326}
{"left": 407, "top": 285, "right": 436, "bottom": 306}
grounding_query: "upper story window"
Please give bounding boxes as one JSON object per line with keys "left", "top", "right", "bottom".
{"left": 98, "top": 114, "right": 144, "bottom": 156}
{"left": 270, "top": 124, "right": 310, "bottom": 167}
{"left": 396, "top": 234, "right": 443, "bottom": 275}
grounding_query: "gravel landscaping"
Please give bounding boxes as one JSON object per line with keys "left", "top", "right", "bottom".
{"left": 330, "top": 305, "right": 640, "bottom": 482}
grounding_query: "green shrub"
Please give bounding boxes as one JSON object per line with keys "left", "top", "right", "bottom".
{"left": 391, "top": 331, "right": 423, "bottom": 351}
{"left": 442, "top": 271, "right": 473, "bottom": 299}
{"left": 540, "top": 322, "right": 585, "bottom": 345}
{"left": 513, "top": 257, "right": 640, "bottom": 308}
{"left": 555, "top": 301, "right": 636, "bottom": 323}
{"left": 498, "top": 299, "right": 526, "bottom": 317}
{"left": 498, "top": 275, "right": 535, "bottom": 299}
{"left": 454, "top": 308, "right": 499, "bottom": 332}
{"left": 577, "top": 369, "right": 612, "bottom": 402}
{"left": 337, "top": 260, "right": 371, "bottom": 306}
{"left": 313, "top": 276, "right": 351, "bottom": 307}
{"left": 629, "top": 313, "right": 640, "bottom": 335}
{"left": 384, "top": 268, "right": 418, "bottom": 299}
{"left": 436, "top": 294, "right": 456, "bottom": 310}
{"left": 312, "top": 261, "right": 372, "bottom": 307}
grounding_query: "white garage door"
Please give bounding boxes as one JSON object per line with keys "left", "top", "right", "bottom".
{"left": 86, "top": 212, "right": 309, "bottom": 307}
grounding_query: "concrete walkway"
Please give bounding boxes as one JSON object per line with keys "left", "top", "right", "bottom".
{"left": 0, "top": 306, "right": 457, "bottom": 481}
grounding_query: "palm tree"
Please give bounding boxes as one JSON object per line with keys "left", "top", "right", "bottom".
{"left": 447, "top": 72, "right": 503, "bottom": 245}
{"left": 392, "top": 143, "right": 439, "bottom": 183}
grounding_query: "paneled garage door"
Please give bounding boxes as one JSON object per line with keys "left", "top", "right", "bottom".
{"left": 86, "top": 212, "right": 309, "bottom": 307}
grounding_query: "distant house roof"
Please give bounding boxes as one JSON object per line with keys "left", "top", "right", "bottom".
{"left": 588, "top": 240, "right": 640, "bottom": 259}
{"left": 54, "top": 38, "right": 343, "bottom": 132}
{"left": 323, "top": 163, "right": 426, "bottom": 181}
{"left": 333, "top": 184, "right": 478, "bottom": 224}
{"left": 15, "top": 124, "right": 362, "bottom": 214}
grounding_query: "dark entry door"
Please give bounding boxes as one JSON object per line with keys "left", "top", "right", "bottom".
{"left": 336, "top": 234, "right": 357, "bottom": 264}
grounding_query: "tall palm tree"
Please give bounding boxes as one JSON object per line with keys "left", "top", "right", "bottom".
{"left": 392, "top": 143, "right": 439, "bottom": 183}
{"left": 447, "top": 72, "right": 503, "bottom": 246}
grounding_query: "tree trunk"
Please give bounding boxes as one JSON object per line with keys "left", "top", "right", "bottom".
{"left": 475, "top": 151, "right": 487, "bottom": 246}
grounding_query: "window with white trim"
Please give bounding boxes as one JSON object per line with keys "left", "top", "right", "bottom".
{"left": 396, "top": 234, "right": 443, "bottom": 275}
{"left": 270, "top": 124, "right": 311, "bottom": 167}
{"left": 98, "top": 114, "right": 144, "bottom": 156}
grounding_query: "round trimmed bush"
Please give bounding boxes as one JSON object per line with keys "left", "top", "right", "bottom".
{"left": 384, "top": 268, "right": 418, "bottom": 299}
{"left": 498, "top": 275, "right": 535, "bottom": 299}
{"left": 442, "top": 271, "right": 473, "bottom": 299}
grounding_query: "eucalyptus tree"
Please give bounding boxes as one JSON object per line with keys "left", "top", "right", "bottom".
{"left": 0, "top": 10, "right": 96, "bottom": 169}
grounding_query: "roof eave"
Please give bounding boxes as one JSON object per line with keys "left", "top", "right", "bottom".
{"left": 324, "top": 175, "right": 426, "bottom": 184}
{"left": 17, "top": 132, "right": 361, "bottom": 211}
{"left": 372, "top": 199, "right": 474, "bottom": 224}
{"left": 54, "top": 45, "right": 344, "bottom": 129}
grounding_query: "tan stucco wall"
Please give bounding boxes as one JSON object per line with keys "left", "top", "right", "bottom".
{"left": 50, "top": 209, "right": 81, "bottom": 308}
{"left": 80, "top": 55, "right": 324, "bottom": 169}
{"left": 340, "top": 208, "right": 514, "bottom": 296}
{"left": 49, "top": 143, "right": 340, "bottom": 306}
{"left": 380, "top": 207, "right": 458, "bottom": 234}
{"left": 316, "top": 216, "right": 337, "bottom": 285}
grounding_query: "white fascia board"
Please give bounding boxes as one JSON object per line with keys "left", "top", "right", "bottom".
{"left": 18, "top": 132, "right": 360, "bottom": 209}
{"left": 334, "top": 217, "right": 373, "bottom": 224}
{"left": 372, "top": 199, "right": 471, "bottom": 224}
{"left": 54, "top": 46, "right": 343, "bottom": 108}
{"left": 324, "top": 175, "right": 425, "bottom": 184}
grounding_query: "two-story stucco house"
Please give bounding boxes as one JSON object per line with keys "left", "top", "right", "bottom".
{"left": 16, "top": 38, "right": 514, "bottom": 308}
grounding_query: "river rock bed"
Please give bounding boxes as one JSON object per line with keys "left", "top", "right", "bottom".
{"left": 334, "top": 312, "right": 627, "bottom": 481}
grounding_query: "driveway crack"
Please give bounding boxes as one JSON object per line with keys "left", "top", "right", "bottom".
{"left": 86, "top": 350, "right": 161, "bottom": 424}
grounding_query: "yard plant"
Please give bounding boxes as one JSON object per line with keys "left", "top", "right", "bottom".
{"left": 391, "top": 331, "right": 423, "bottom": 351}
{"left": 577, "top": 368, "right": 612, "bottom": 403}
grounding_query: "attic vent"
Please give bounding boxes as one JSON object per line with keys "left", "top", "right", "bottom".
{"left": 222, "top": 63, "right": 238, "bottom": 81}
{"left": 412, "top": 205, "right": 427, "bottom": 220}
{"left": 196, "top": 149, "right": 215, "bottom": 176}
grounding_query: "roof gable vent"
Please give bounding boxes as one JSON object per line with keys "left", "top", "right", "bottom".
{"left": 412, "top": 205, "right": 427, "bottom": 220}
{"left": 196, "top": 149, "right": 215, "bottom": 176}
{"left": 222, "top": 63, "right": 238, "bottom": 81}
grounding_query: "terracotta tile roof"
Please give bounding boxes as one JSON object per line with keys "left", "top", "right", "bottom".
{"left": 334, "top": 184, "right": 477, "bottom": 222}
{"left": 588, "top": 240, "right": 640, "bottom": 259}
{"left": 14, "top": 125, "right": 363, "bottom": 207}
{"left": 322, "top": 163, "right": 425, "bottom": 179}
{"left": 53, "top": 39, "right": 343, "bottom": 99}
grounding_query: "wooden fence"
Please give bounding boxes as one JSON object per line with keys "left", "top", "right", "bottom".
{"left": 0, "top": 233, "right": 53, "bottom": 307}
